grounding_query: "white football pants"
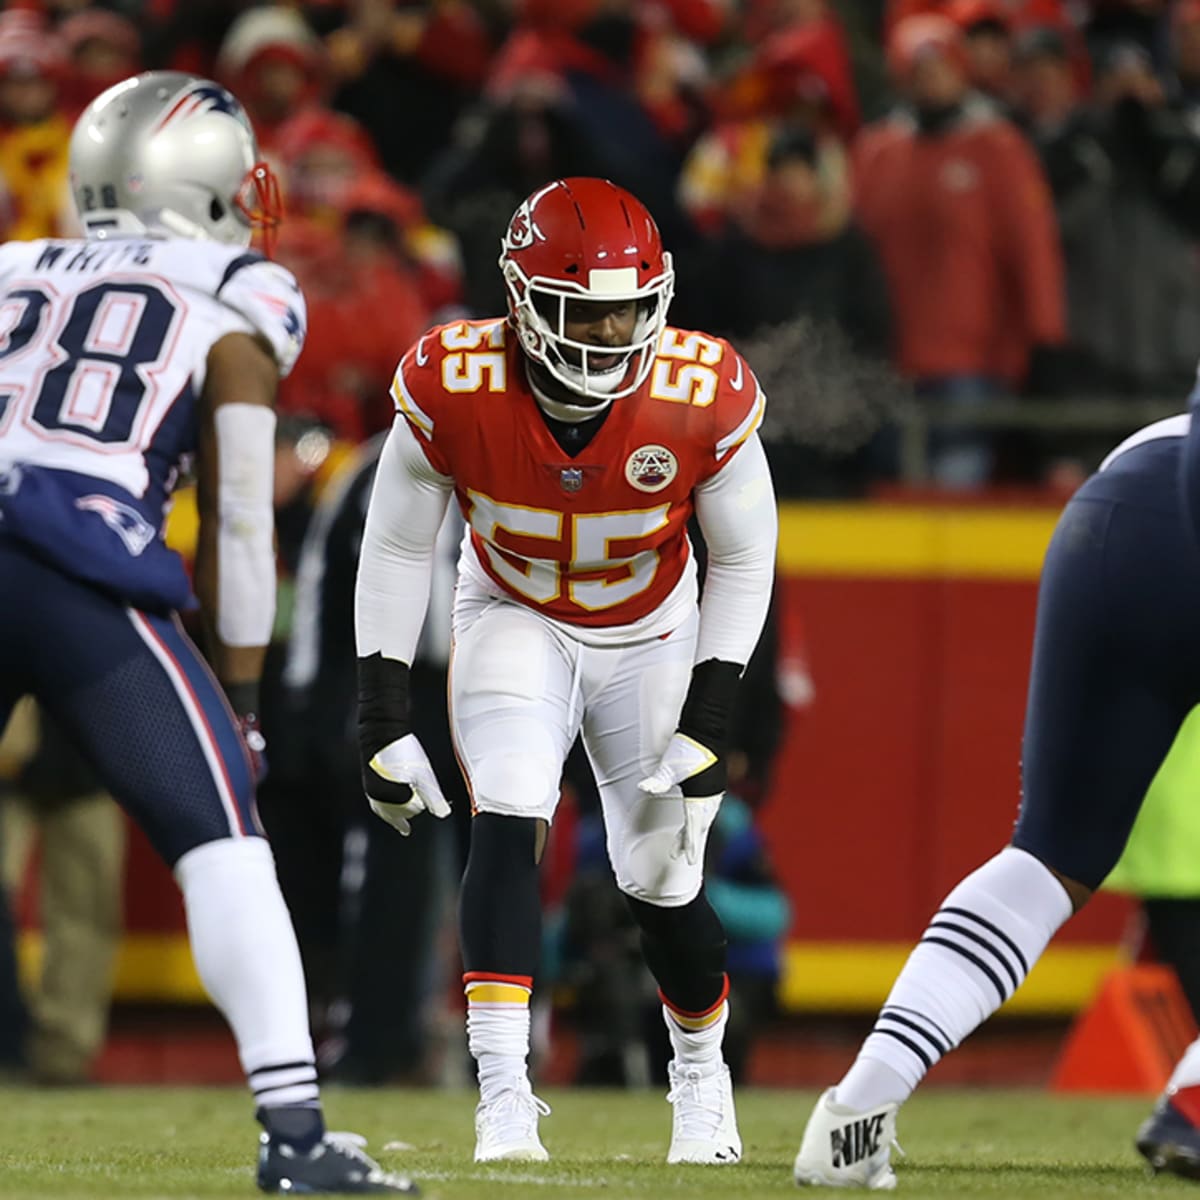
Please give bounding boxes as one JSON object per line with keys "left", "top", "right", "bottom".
{"left": 450, "top": 585, "right": 704, "bottom": 906}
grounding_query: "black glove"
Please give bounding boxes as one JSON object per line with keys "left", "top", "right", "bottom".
{"left": 357, "top": 652, "right": 451, "bottom": 835}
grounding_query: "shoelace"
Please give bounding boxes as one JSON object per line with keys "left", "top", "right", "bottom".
{"left": 666, "top": 1067, "right": 725, "bottom": 1139}
{"left": 480, "top": 1088, "right": 551, "bottom": 1142}
{"left": 321, "top": 1131, "right": 409, "bottom": 1186}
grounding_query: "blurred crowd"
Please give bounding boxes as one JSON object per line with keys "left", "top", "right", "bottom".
{"left": 0, "top": 0, "right": 1197, "bottom": 489}
{"left": 5, "top": 0, "right": 1200, "bottom": 1086}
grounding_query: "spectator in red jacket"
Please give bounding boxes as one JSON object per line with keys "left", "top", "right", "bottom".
{"left": 854, "top": 13, "right": 1065, "bottom": 485}
{"left": 885, "top": 0, "right": 1073, "bottom": 39}
{"left": 276, "top": 176, "right": 432, "bottom": 442}
{"left": 679, "top": 10, "right": 858, "bottom": 236}
{"left": 58, "top": 10, "right": 142, "bottom": 121}
{"left": 275, "top": 106, "right": 462, "bottom": 317}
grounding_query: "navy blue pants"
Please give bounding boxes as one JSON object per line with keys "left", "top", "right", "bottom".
{"left": 1013, "top": 438, "right": 1200, "bottom": 889}
{"left": 0, "top": 536, "right": 261, "bottom": 866}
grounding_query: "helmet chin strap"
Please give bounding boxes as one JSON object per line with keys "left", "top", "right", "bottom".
{"left": 527, "top": 362, "right": 614, "bottom": 423}
{"left": 155, "top": 208, "right": 211, "bottom": 241}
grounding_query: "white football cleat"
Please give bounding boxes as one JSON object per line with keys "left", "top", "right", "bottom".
{"left": 666, "top": 1061, "right": 742, "bottom": 1164}
{"left": 793, "top": 1087, "right": 898, "bottom": 1190}
{"left": 474, "top": 1080, "right": 551, "bottom": 1163}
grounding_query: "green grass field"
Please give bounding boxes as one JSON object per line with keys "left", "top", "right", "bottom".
{"left": 1, "top": 1086, "right": 1196, "bottom": 1199}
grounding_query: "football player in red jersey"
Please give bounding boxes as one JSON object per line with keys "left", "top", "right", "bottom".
{"left": 355, "top": 178, "right": 777, "bottom": 1164}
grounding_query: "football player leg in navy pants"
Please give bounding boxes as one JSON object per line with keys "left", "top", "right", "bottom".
{"left": 0, "top": 539, "right": 416, "bottom": 1193}
{"left": 794, "top": 426, "right": 1200, "bottom": 1188}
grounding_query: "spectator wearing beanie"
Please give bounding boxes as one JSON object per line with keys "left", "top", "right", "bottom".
{"left": 215, "top": 6, "right": 326, "bottom": 155}
{"left": 58, "top": 10, "right": 142, "bottom": 121}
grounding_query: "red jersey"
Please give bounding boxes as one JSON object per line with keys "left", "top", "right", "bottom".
{"left": 391, "top": 317, "right": 764, "bottom": 629}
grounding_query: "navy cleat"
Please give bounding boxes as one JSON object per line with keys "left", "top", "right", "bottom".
{"left": 1137, "top": 1092, "right": 1200, "bottom": 1181}
{"left": 257, "top": 1131, "right": 420, "bottom": 1194}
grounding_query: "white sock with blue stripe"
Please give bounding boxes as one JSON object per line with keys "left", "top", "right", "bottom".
{"left": 175, "top": 837, "right": 321, "bottom": 1113}
{"left": 836, "top": 848, "right": 1072, "bottom": 1112}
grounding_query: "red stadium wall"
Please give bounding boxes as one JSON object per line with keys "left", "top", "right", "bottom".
{"left": 765, "top": 503, "right": 1131, "bottom": 1013}
{"left": 14, "top": 498, "right": 1134, "bottom": 1010}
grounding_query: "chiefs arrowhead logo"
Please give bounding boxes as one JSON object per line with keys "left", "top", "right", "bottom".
{"left": 504, "top": 199, "right": 543, "bottom": 252}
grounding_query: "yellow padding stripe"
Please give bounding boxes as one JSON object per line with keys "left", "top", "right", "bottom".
{"left": 670, "top": 1006, "right": 725, "bottom": 1032}
{"left": 776, "top": 504, "right": 1058, "bottom": 580}
{"left": 19, "top": 933, "right": 1122, "bottom": 1013}
{"left": 19, "top": 931, "right": 205, "bottom": 1004}
{"left": 779, "top": 942, "right": 1125, "bottom": 1015}
{"left": 466, "top": 982, "right": 531, "bottom": 1006}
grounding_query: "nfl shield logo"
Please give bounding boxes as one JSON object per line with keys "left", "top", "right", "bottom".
{"left": 560, "top": 467, "right": 584, "bottom": 493}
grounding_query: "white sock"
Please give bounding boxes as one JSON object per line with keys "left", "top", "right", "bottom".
{"left": 175, "top": 837, "right": 319, "bottom": 1111}
{"left": 835, "top": 847, "right": 1072, "bottom": 1112}
{"left": 1169, "top": 1036, "right": 1200, "bottom": 1092}
{"left": 465, "top": 977, "right": 532, "bottom": 1102}
{"left": 664, "top": 999, "right": 729, "bottom": 1072}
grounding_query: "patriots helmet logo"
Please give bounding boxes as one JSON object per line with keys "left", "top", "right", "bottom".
{"left": 154, "top": 83, "right": 250, "bottom": 134}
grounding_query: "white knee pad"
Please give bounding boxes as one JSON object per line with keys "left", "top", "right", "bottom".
{"left": 613, "top": 823, "right": 705, "bottom": 907}
{"left": 471, "top": 749, "right": 563, "bottom": 821}
{"left": 174, "top": 832, "right": 276, "bottom": 886}
{"left": 453, "top": 604, "right": 575, "bottom": 822}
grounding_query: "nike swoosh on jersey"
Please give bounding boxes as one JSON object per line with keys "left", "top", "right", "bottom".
{"left": 415, "top": 336, "right": 429, "bottom": 366}
{"left": 731, "top": 358, "right": 744, "bottom": 391}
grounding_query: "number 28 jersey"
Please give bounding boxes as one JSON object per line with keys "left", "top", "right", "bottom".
{"left": 0, "top": 236, "right": 305, "bottom": 610}
{"left": 392, "top": 317, "right": 765, "bottom": 636}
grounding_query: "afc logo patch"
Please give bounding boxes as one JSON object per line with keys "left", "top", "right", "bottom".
{"left": 625, "top": 444, "right": 678, "bottom": 493}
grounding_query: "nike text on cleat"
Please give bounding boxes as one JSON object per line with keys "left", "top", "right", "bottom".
{"left": 474, "top": 1081, "right": 551, "bottom": 1162}
{"left": 666, "top": 1061, "right": 742, "bottom": 1165}
{"left": 257, "top": 1130, "right": 419, "bottom": 1194}
{"left": 793, "top": 1088, "right": 898, "bottom": 1190}
{"left": 1137, "top": 1095, "right": 1200, "bottom": 1181}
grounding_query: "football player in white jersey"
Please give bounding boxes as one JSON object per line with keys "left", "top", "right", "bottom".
{"left": 0, "top": 72, "right": 414, "bottom": 1194}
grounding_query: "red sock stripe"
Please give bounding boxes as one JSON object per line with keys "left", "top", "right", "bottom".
{"left": 463, "top": 971, "right": 534, "bottom": 990}
{"left": 659, "top": 973, "right": 730, "bottom": 1021}
{"left": 1172, "top": 1084, "right": 1200, "bottom": 1127}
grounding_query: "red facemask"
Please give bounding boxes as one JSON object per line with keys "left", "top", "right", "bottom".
{"left": 235, "top": 161, "right": 283, "bottom": 259}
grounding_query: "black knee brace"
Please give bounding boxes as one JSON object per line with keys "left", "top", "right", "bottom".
{"left": 459, "top": 813, "right": 542, "bottom": 980}
{"left": 626, "top": 890, "right": 728, "bottom": 1013}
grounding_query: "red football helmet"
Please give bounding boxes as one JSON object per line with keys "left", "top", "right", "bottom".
{"left": 499, "top": 177, "right": 674, "bottom": 400}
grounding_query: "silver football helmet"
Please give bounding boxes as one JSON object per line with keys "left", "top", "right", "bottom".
{"left": 69, "top": 71, "right": 281, "bottom": 253}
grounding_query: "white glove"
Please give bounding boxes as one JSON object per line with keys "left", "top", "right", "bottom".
{"left": 638, "top": 732, "right": 724, "bottom": 865}
{"left": 365, "top": 733, "right": 452, "bottom": 836}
